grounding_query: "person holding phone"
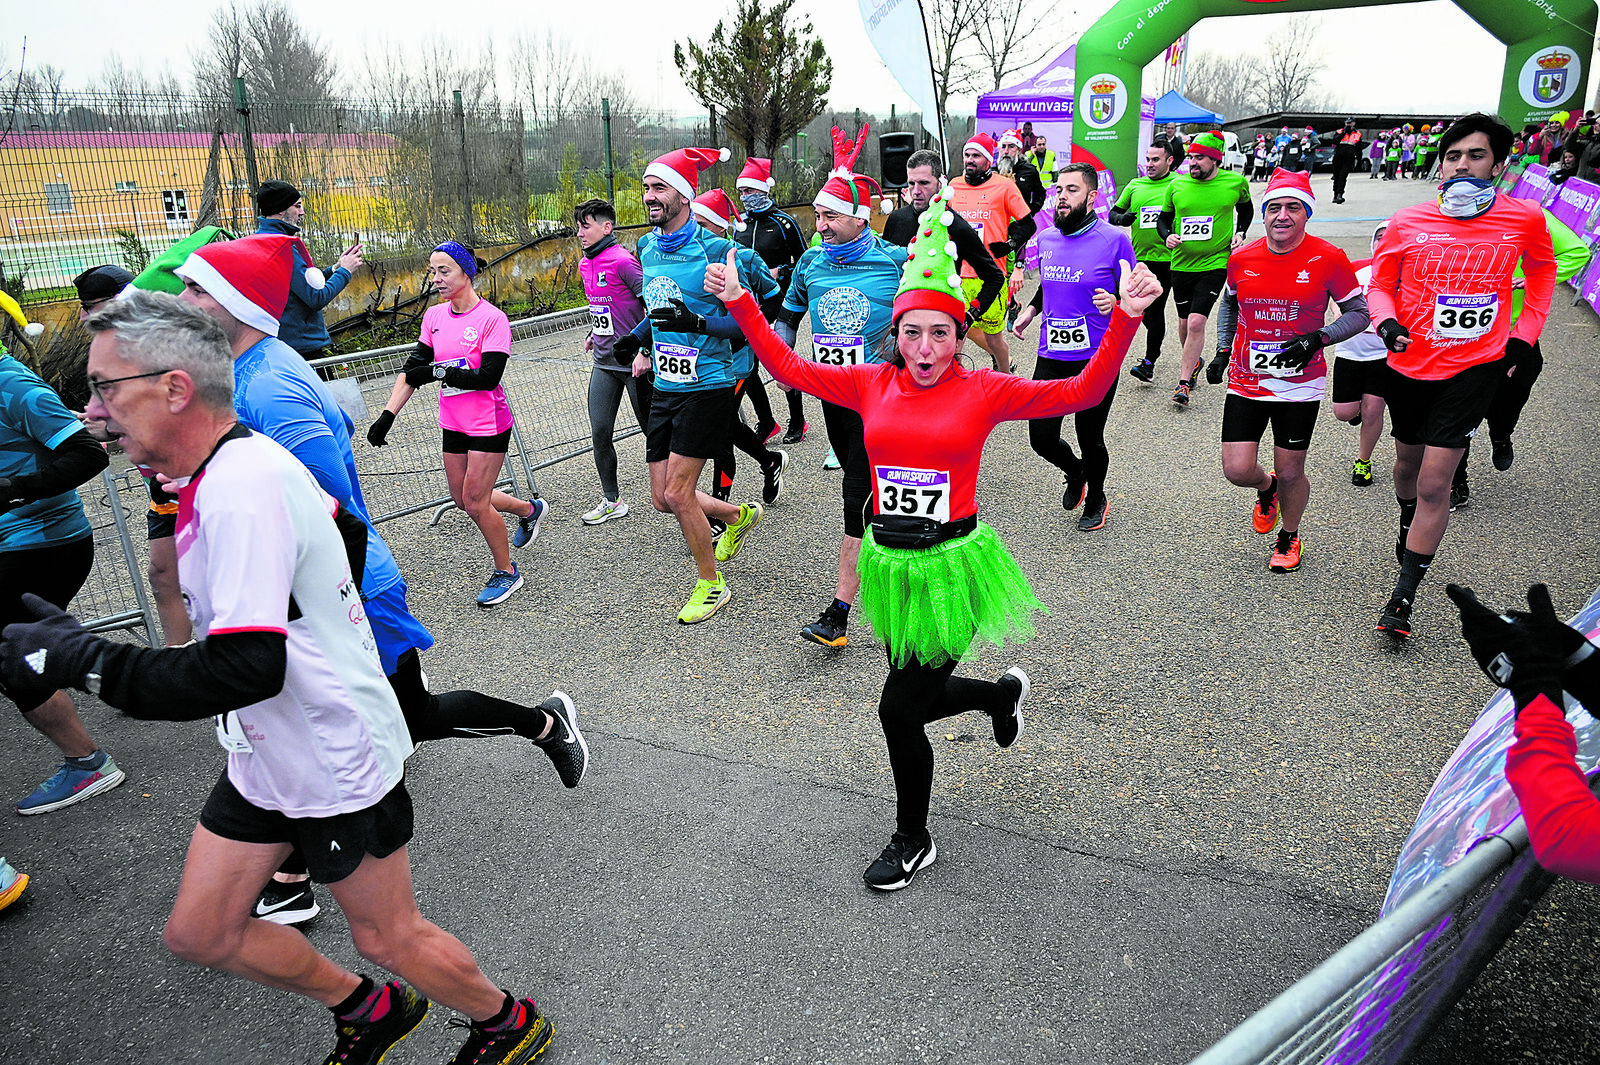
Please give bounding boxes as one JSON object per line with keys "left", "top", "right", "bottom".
{"left": 254, "top": 180, "right": 363, "bottom": 361}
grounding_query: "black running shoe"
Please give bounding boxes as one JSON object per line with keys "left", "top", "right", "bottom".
{"left": 863, "top": 830, "right": 937, "bottom": 892}
{"left": 1449, "top": 481, "right": 1470, "bottom": 511}
{"left": 323, "top": 982, "right": 429, "bottom": 1065}
{"left": 1377, "top": 596, "right": 1413, "bottom": 639}
{"left": 992, "top": 667, "right": 1029, "bottom": 748}
{"left": 254, "top": 878, "right": 320, "bottom": 925}
{"left": 1492, "top": 437, "right": 1514, "bottom": 471}
{"left": 780, "top": 420, "right": 808, "bottom": 445}
{"left": 534, "top": 691, "right": 588, "bottom": 789}
{"left": 800, "top": 604, "right": 848, "bottom": 648}
{"left": 761, "top": 449, "right": 789, "bottom": 505}
{"left": 446, "top": 999, "right": 552, "bottom": 1065}
{"left": 1128, "top": 358, "right": 1155, "bottom": 383}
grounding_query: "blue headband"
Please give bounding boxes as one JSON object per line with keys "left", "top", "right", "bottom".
{"left": 434, "top": 241, "right": 478, "bottom": 278}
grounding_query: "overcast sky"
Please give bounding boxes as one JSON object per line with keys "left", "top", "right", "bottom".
{"left": 6, "top": 0, "right": 1581, "bottom": 118}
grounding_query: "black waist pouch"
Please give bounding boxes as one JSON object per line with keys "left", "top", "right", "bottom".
{"left": 869, "top": 513, "right": 977, "bottom": 549}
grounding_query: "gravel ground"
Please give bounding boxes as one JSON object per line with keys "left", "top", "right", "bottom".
{"left": 2, "top": 173, "right": 1596, "bottom": 1064}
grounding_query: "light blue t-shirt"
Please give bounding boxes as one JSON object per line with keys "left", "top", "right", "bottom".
{"left": 782, "top": 238, "right": 908, "bottom": 365}
{"left": 638, "top": 223, "right": 743, "bottom": 391}
{"left": 0, "top": 353, "right": 91, "bottom": 550}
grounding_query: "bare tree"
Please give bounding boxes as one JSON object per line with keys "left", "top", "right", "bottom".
{"left": 971, "top": 0, "right": 1055, "bottom": 92}
{"left": 1183, "top": 50, "right": 1266, "bottom": 121}
{"left": 191, "top": 3, "right": 248, "bottom": 101}
{"left": 511, "top": 30, "right": 588, "bottom": 125}
{"left": 190, "top": 0, "right": 340, "bottom": 117}
{"left": 1257, "top": 16, "right": 1329, "bottom": 113}
{"left": 924, "top": 0, "right": 980, "bottom": 119}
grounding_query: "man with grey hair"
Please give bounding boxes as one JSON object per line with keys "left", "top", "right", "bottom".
{"left": 0, "top": 290, "right": 556, "bottom": 1065}
{"left": 882, "top": 150, "right": 1005, "bottom": 319}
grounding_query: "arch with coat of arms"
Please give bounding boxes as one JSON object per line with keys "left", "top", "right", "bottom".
{"left": 1070, "top": 0, "right": 1597, "bottom": 185}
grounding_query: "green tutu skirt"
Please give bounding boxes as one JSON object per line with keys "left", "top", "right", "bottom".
{"left": 858, "top": 521, "right": 1045, "bottom": 668}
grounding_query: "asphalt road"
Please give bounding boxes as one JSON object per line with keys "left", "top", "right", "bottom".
{"left": 2, "top": 172, "right": 1597, "bottom": 1065}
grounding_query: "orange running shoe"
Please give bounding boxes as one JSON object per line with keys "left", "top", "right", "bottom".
{"left": 1268, "top": 534, "right": 1303, "bottom": 572}
{"left": 1252, "top": 473, "right": 1279, "bottom": 533}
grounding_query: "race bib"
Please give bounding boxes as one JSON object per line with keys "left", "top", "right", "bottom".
{"left": 1180, "top": 215, "right": 1214, "bottom": 241}
{"left": 812, "top": 334, "right": 864, "bottom": 366}
{"left": 438, "top": 357, "right": 470, "bottom": 397}
{"left": 1138, "top": 205, "right": 1162, "bottom": 229}
{"left": 875, "top": 466, "right": 950, "bottom": 523}
{"left": 589, "top": 304, "right": 614, "bottom": 337}
{"left": 1248, "top": 341, "right": 1298, "bottom": 378}
{"left": 1045, "top": 316, "right": 1090, "bottom": 354}
{"left": 1432, "top": 294, "right": 1498, "bottom": 340}
{"left": 654, "top": 342, "right": 700, "bottom": 384}
{"left": 215, "top": 712, "right": 254, "bottom": 754}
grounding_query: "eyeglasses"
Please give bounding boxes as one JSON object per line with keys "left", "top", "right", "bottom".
{"left": 80, "top": 297, "right": 113, "bottom": 314}
{"left": 87, "top": 369, "right": 171, "bottom": 402}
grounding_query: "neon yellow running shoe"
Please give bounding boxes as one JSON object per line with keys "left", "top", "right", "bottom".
{"left": 714, "top": 501, "right": 764, "bottom": 563}
{"left": 678, "top": 573, "right": 732, "bottom": 624}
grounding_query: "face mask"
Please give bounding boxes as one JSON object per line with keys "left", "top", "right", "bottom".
{"left": 740, "top": 191, "right": 774, "bottom": 214}
{"left": 1438, "top": 176, "right": 1496, "bottom": 219}
{"left": 820, "top": 225, "right": 875, "bottom": 265}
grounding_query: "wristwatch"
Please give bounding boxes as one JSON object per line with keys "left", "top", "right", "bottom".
{"left": 433, "top": 364, "right": 448, "bottom": 381}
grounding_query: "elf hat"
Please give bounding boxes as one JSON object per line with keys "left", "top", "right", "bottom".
{"left": 965, "top": 132, "right": 998, "bottom": 165}
{"left": 644, "top": 146, "right": 730, "bottom": 201}
{"left": 174, "top": 234, "right": 308, "bottom": 336}
{"left": 1188, "top": 130, "right": 1226, "bottom": 161}
{"left": 737, "top": 157, "right": 775, "bottom": 192}
{"left": 892, "top": 188, "right": 969, "bottom": 326}
{"left": 1261, "top": 167, "right": 1316, "bottom": 217}
{"left": 692, "top": 188, "right": 745, "bottom": 232}
{"left": 999, "top": 128, "right": 1024, "bottom": 150}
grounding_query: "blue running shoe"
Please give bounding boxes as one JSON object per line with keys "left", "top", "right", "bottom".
{"left": 512, "top": 499, "right": 548, "bottom": 549}
{"left": 16, "top": 754, "right": 126, "bottom": 815}
{"left": 0, "top": 857, "right": 29, "bottom": 912}
{"left": 477, "top": 565, "right": 524, "bottom": 608}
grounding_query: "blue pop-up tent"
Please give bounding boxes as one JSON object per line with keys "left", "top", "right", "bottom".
{"left": 1152, "top": 90, "right": 1223, "bottom": 126}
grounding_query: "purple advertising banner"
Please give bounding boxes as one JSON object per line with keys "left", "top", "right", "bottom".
{"left": 1509, "top": 163, "right": 1553, "bottom": 203}
{"left": 1549, "top": 176, "right": 1600, "bottom": 234}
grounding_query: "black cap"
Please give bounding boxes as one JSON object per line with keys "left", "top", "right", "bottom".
{"left": 255, "top": 180, "right": 302, "bottom": 217}
{"left": 73, "top": 264, "right": 135, "bottom": 302}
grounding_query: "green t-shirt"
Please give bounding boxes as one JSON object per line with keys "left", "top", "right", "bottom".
{"left": 1114, "top": 174, "right": 1175, "bottom": 263}
{"left": 1385, "top": 141, "right": 1402, "bottom": 160}
{"left": 1160, "top": 169, "right": 1252, "bottom": 272}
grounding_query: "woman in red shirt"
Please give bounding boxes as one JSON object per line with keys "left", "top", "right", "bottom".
{"left": 707, "top": 191, "right": 1164, "bottom": 891}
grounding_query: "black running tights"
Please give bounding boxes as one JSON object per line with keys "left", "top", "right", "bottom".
{"left": 1028, "top": 356, "right": 1118, "bottom": 506}
{"left": 1142, "top": 262, "right": 1172, "bottom": 362}
{"left": 878, "top": 650, "right": 1010, "bottom": 835}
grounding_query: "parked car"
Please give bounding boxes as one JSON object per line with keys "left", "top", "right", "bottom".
{"left": 1313, "top": 145, "right": 1336, "bottom": 171}
{"left": 1221, "top": 131, "right": 1247, "bottom": 171}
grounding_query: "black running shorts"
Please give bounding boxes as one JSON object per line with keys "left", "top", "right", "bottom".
{"left": 1171, "top": 268, "right": 1228, "bottom": 319}
{"left": 1220, "top": 394, "right": 1320, "bottom": 451}
{"left": 199, "top": 772, "right": 415, "bottom": 884}
{"left": 645, "top": 386, "right": 737, "bottom": 463}
{"left": 1330, "top": 356, "right": 1388, "bottom": 405}
{"left": 1, "top": 536, "right": 94, "bottom": 714}
{"left": 1379, "top": 359, "right": 1504, "bottom": 449}
{"left": 441, "top": 428, "right": 512, "bottom": 454}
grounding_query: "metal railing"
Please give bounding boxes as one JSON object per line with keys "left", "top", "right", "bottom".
{"left": 77, "top": 468, "right": 159, "bottom": 645}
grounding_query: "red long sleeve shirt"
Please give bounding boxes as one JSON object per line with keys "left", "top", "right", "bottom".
{"left": 727, "top": 290, "right": 1137, "bottom": 522}
{"left": 1505, "top": 693, "right": 1600, "bottom": 883}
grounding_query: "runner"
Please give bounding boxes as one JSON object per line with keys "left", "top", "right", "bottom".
{"left": 1108, "top": 140, "right": 1179, "bottom": 382}
{"left": 711, "top": 192, "right": 1164, "bottom": 891}
{"left": 1013, "top": 162, "right": 1135, "bottom": 532}
{"left": 883, "top": 153, "right": 1007, "bottom": 318}
{"left": 1330, "top": 222, "right": 1394, "bottom": 489}
{"left": 735, "top": 157, "right": 811, "bottom": 442}
{"left": 1156, "top": 130, "right": 1254, "bottom": 406}
{"left": 1, "top": 318, "right": 120, "bottom": 816}
{"left": 1204, "top": 169, "right": 1368, "bottom": 572}
{"left": 1366, "top": 112, "right": 1556, "bottom": 638}
{"left": 368, "top": 241, "right": 546, "bottom": 607}
{"left": 0, "top": 291, "right": 555, "bottom": 1065}
{"left": 576, "top": 197, "right": 651, "bottom": 525}
{"left": 998, "top": 129, "right": 1047, "bottom": 215}
{"left": 617, "top": 146, "right": 766, "bottom": 623}
{"left": 945, "top": 132, "right": 1037, "bottom": 374}
{"left": 770, "top": 136, "right": 906, "bottom": 647}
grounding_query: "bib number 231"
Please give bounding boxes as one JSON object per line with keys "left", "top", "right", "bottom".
{"left": 654, "top": 342, "right": 699, "bottom": 384}
{"left": 875, "top": 466, "right": 950, "bottom": 522}
{"left": 812, "top": 334, "right": 864, "bottom": 366}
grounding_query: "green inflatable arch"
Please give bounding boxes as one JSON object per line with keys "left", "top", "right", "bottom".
{"left": 1071, "top": 0, "right": 1597, "bottom": 183}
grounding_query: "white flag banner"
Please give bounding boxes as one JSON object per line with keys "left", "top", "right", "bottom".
{"left": 857, "top": 0, "right": 943, "bottom": 148}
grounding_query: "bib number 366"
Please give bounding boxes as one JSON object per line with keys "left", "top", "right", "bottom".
{"left": 1433, "top": 294, "right": 1498, "bottom": 340}
{"left": 875, "top": 466, "right": 950, "bottom": 523}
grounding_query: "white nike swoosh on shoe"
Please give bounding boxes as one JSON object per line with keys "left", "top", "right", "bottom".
{"left": 254, "top": 894, "right": 308, "bottom": 916}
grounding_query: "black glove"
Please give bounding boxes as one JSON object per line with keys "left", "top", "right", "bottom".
{"left": 1505, "top": 336, "right": 1535, "bottom": 365}
{"left": 367, "top": 410, "right": 395, "bottom": 447}
{"left": 649, "top": 298, "right": 707, "bottom": 335}
{"left": 987, "top": 240, "right": 1015, "bottom": 260}
{"left": 1505, "top": 583, "right": 1600, "bottom": 712}
{"left": 1376, "top": 318, "right": 1411, "bottom": 353}
{"left": 403, "top": 363, "right": 436, "bottom": 388}
{"left": 0, "top": 476, "right": 20, "bottom": 515}
{"left": 1445, "top": 584, "right": 1563, "bottom": 711}
{"left": 1205, "top": 350, "right": 1230, "bottom": 385}
{"left": 0, "top": 593, "right": 107, "bottom": 694}
{"left": 613, "top": 333, "right": 643, "bottom": 361}
{"left": 1277, "top": 330, "right": 1327, "bottom": 372}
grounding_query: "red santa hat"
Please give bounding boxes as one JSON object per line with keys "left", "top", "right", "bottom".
{"left": 813, "top": 124, "right": 880, "bottom": 220}
{"left": 965, "top": 132, "right": 998, "bottom": 165}
{"left": 998, "top": 128, "right": 1024, "bottom": 150}
{"left": 692, "top": 188, "right": 745, "bottom": 232}
{"left": 174, "top": 234, "right": 308, "bottom": 336}
{"left": 737, "top": 157, "right": 775, "bottom": 193}
{"left": 643, "top": 146, "right": 730, "bottom": 201}
{"left": 1261, "top": 167, "right": 1316, "bottom": 217}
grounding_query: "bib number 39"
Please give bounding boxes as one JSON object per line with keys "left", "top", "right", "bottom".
{"left": 653, "top": 342, "right": 700, "bottom": 384}
{"left": 875, "top": 466, "right": 950, "bottom": 523}
{"left": 438, "top": 357, "right": 471, "bottom": 397}
{"left": 1433, "top": 294, "right": 1498, "bottom": 340}
{"left": 589, "top": 304, "right": 614, "bottom": 337}
{"left": 812, "top": 334, "right": 864, "bottom": 366}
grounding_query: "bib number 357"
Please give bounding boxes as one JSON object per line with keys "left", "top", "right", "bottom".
{"left": 1432, "top": 294, "right": 1498, "bottom": 340}
{"left": 875, "top": 466, "right": 950, "bottom": 523}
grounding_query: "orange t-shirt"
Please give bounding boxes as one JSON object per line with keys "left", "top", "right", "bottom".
{"left": 946, "top": 174, "right": 1031, "bottom": 278}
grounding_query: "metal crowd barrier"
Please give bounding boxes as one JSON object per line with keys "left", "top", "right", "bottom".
{"left": 78, "top": 467, "right": 159, "bottom": 645}
{"left": 1187, "top": 818, "right": 1558, "bottom": 1065}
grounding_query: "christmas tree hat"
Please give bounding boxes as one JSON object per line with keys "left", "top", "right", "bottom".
{"left": 892, "top": 187, "right": 969, "bottom": 324}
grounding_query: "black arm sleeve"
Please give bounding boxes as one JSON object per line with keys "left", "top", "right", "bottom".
{"left": 333, "top": 505, "right": 368, "bottom": 597}
{"left": 1006, "top": 214, "right": 1038, "bottom": 251}
{"left": 1028, "top": 285, "right": 1044, "bottom": 313}
{"left": 1156, "top": 209, "right": 1176, "bottom": 242}
{"left": 3, "top": 430, "right": 109, "bottom": 503}
{"left": 438, "top": 350, "right": 509, "bottom": 391}
{"left": 400, "top": 342, "right": 434, "bottom": 377}
{"left": 950, "top": 212, "right": 1005, "bottom": 312}
{"left": 98, "top": 630, "right": 288, "bottom": 720}
{"left": 1235, "top": 202, "right": 1253, "bottom": 236}
{"left": 1107, "top": 205, "right": 1135, "bottom": 227}
{"left": 773, "top": 307, "right": 804, "bottom": 333}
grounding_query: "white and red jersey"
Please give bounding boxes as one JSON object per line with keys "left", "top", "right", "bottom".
{"left": 174, "top": 428, "right": 412, "bottom": 818}
{"left": 1335, "top": 259, "right": 1389, "bottom": 362}
{"left": 1367, "top": 195, "right": 1556, "bottom": 381}
{"left": 1225, "top": 235, "right": 1360, "bottom": 402}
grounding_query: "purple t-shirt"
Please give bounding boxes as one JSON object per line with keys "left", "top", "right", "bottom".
{"left": 1026, "top": 220, "right": 1135, "bottom": 362}
{"left": 580, "top": 242, "right": 646, "bottom": 364}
